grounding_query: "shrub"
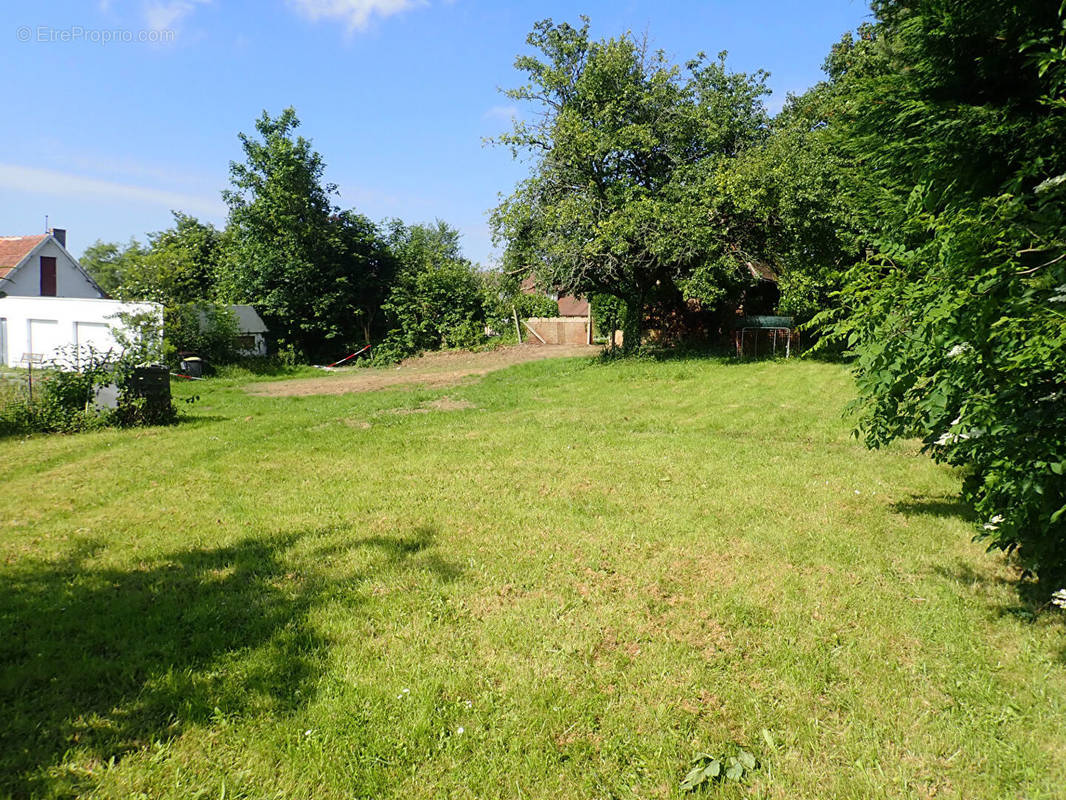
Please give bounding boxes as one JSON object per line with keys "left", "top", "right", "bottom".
{"left": 378, "top": 259, "right": 488, "bottom": 361}
{"left": 0, "top": 347, "right": 176, "bottom": 436}
{"left": 165, "top": 303, "right": 241, "bottom": 367}
{"left": 590, "top": 294, "right": 626, "bottom": 343}
{"left": 513, "top": 292, "right": 559, "bottom": 320}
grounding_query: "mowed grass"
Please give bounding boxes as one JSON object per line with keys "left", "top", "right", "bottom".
{"left": 1, "top": 356, "right": 1064, "bottom": 799}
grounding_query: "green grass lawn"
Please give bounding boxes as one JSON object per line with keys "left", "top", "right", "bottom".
{"left": 1, "top": 356, "right": 1063, "bottom": 799}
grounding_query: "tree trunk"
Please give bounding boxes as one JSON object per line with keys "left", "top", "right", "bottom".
{"left": 621, "top": 293, "right": 645, "bottom": 352}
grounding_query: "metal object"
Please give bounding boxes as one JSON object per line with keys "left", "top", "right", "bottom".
{"left": 733, "top": 318, "right": 797, "bottom": 358}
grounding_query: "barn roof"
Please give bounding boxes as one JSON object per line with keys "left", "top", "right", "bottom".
{"left": 0, "top": 235, "right": 47, "bottom": 279}
{"left": 230, "top": 305, "right": 268, "bottom": 334}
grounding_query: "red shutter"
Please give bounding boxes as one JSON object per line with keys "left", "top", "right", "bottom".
{"left": 40, "top": 256, "right": 56, "bottom": 296}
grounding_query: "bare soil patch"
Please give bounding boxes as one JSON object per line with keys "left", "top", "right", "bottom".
{"left": 248, "top": 344, "right": 597, "bottom": 397}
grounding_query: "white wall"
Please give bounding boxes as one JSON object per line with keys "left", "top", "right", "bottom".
{"left": 2, "top": 238, "right": 104, "bottom": 298}
{"left": 0, "top": 297, "right": 161, "bottom": 367}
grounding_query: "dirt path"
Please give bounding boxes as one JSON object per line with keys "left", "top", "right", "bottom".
{"left": 247, "top": 343, "right": 599, "bottom": 397}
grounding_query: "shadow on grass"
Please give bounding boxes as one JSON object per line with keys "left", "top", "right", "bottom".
{"left": 0, "top": 526, "right": 460, "bottom": 797}
{"left": 932, "top": 561, "right": 1061, "bottom": 642}
{"left": 891, "top": 494, "right": 975, "bottom": 522}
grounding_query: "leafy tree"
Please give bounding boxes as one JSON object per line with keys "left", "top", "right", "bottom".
{"left": 491, "top": 18, "right": 771, "bottom": 347}
{"left": 221, "top": 108, "right": 388, "bottom": 359}
{"left": 116, "top": 212, "right": 226, "bottom": 305}
{"left": 164, "top": 303, "right": 240, "bottom": 366}
{"left": 377, "top": 220, "right": 486, "bottom": 360}
{"left": 80, "top": 239, "right": 146, "bottom": 296}
{"left": 707, "top": 84, "right": 860, "bottom": 323}
{"left": 334, "top": 209, "right": 397, "bottom": 345}
{"left": 817, "top": 0, "right": 1066, "bottom": 586}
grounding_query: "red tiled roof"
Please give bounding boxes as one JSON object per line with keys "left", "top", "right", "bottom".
{"left": 0, "top": 235, "right": 47, "bottom": 278}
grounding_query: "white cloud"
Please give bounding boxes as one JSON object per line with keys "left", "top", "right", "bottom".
{"left": 483, "top": 105, "right": 519, "bottom": 122}
{"left": 0, "top": 163, "right": 225, "bottom": 218}
{"left": 142, "top": 0, "right": 211, "bottom": 32}
{"left": 287, "top": 0, "right": 427, "bottom": 32}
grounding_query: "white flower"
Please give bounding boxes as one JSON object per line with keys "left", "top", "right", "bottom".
{"left": 464, "top": 700, "right": 473, "bottom": 709}
{"left": 456, "top": 726, "right": 465, "bottom": 735}
{"left": 947, "top": 343, "right": 972, "bottom": 358}
{"left": 1051, "top": 589, "right": 1066, "bottom": 609}
{"left": 304, "top": 729, "right": 313, "bottom": 737}
{"left": 983, "top": 514, "right": 1005, "bottom": 532}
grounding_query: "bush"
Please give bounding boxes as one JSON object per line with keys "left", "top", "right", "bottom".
{"left": 829, "top": 189, "right": 1066, "bottom": 587}
{"left": 513, "top": 292, "right": 559, "bottom": 320}
{"left": 165, "top": 302, "right": 241, "bottom": 367}
{"left": 0, "top": 347, "right": 176, "bottom": 436}
{"left": 590, "top": 294, "right": 626, "bottom": 342}
{"left": 378, "top": 259, "right": 488, "bottom": 361}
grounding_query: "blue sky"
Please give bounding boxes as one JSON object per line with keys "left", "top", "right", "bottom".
{"left": 1, "top": 1, "right": 871, "bottom": 266}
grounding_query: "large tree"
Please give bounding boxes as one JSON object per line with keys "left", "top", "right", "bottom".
{"left": 819, "top": 1, "right": 1066, "bottom": 586}
{"left": 80, "top": 239, "right": 146, "bottom": 296}
{"left": 491, "top": 18, "right": 770, "bottom": 346}
{"left": 115, "top": 212, "right": 226, "bottom": 305}
{"left": 221, "top": 108, "right": 390, "bottom": 358}
{"left": 377, "top": 220, "right": 486, "bottom": 358}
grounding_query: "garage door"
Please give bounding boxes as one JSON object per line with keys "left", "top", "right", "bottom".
{"left": 75, "top": 321, "right": 114, "bottom": 360}
{"left": 27, "top": 319, "right": 60, "bottom": 362}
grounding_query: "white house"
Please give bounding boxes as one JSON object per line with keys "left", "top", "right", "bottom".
{"left": 0, "top": 296, "right": 162, "bottom": 367}
{"left": 0, "top": 229, "right": 105, "bottom": 299}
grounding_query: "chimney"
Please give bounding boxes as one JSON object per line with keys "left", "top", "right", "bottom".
{"left": 49, "top": 228, "right": 66, "bottom": 248}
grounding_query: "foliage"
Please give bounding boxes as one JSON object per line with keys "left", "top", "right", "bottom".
{"left": 589, "top": 293, "right": 625, "bottom": 341}
{"left": 0, "top": 343, "right": 176, "bottom": 435}
{"left": 491, "top": 18, "right": 772, "bottom": 348}
{"left": 706, "top": 85, "right": 860, "bottom": 324}
{"left": 335, "top": 209, "right": 399, "bottom": 345}
{"left": 114, "top": 213, "right": 227, "bottom": 305}
{"left": 221, "top": 108, "right": 393, "bottom": 360}
{"left": 815, "top": 0, "right": 1066, "bottom": 585}
{"left": 109, "top": 307, "right": 166, "bottom": 366}
{"left": 164, "top": 302, "right": 241, "bottom": 366}
{"left": 0, "top": 349, "right": 112, "bottom": 434}
{"left": 512, "top": 291, "right": 559, "bottom": 320}
{"left": 376, "top": 220, "right": 487, "bottom": 361}
{"left": 680, "top": 745, "right": 759, "bottom": 792}
{"left": 80, "top": 238, "right": 146, "bottom": 296}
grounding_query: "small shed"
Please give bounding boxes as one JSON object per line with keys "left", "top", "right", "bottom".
{"left": 519, "top": 277, "right": 593, "bottom": 345}
{"left": 229, "top": 305, "right": 269, "bottom": 356}
{"left": 194, "top": 304, "right": 269, "bottom": 356}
